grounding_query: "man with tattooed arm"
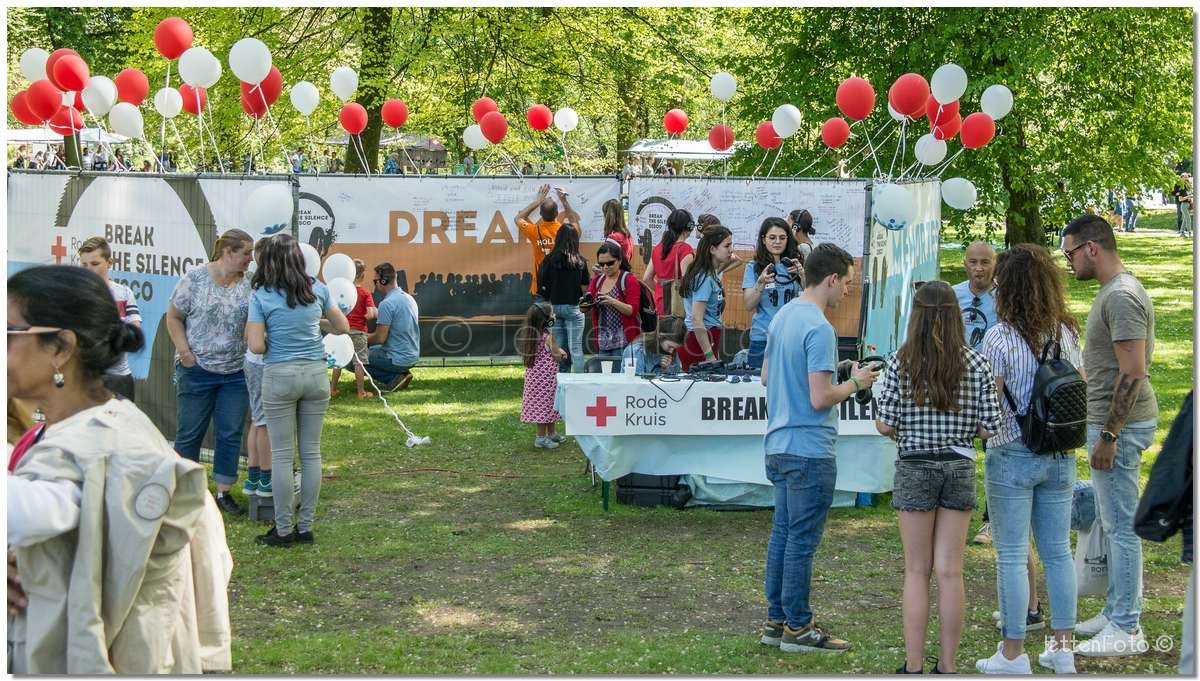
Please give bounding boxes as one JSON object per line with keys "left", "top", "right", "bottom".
{"left": 1060, "top": 214, "right": 1160, "bottom": 658}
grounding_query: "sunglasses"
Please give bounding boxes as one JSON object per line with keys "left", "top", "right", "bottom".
{"left": 1062, "top": 240, "right": 1092, "bottom": 263}
{"left": 7, "top": 324, "right": 63, "bottom": 335}
{"left": 597, "top": 260, "right": 617, "bottom": 268}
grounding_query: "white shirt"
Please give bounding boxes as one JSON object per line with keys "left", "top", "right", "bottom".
{"left": 981, "top": 322, "right": 1083, "bottom": 448}
{"left": 106, "top": 280, "right": 142, "bottom": 376}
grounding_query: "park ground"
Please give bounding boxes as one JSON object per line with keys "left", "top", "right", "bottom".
{"left": 221, "top": 209, "right": 1193, "bottom": 674}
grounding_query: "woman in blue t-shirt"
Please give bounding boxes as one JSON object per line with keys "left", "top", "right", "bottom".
{"left": 742, "top": 218, "right": 804, "bottom": 369}
{"left": 246, "top": 234, "right": 350, "bottom": 547}
{"left": 621, "top": 315, "right": 687, "bottom": 375}
{"left": 678, "top": 225, "right": 734, "bottom": 371}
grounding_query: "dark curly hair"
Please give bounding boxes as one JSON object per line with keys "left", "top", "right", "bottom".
{"left": 994, "top": 244, "right": 1080, "bottom": 355}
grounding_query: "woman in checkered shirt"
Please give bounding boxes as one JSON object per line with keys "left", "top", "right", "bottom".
{"left": 875, "top": 280, "right": 1002, "bottom": 674}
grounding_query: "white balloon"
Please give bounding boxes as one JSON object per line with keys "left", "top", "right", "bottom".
{"left": 299, "top": 242, "right": 321, "bottom": 278}
{"left": 710, "top": 71, "right": 737, "bottom": 102}
{"left": 228, "top": 38, "right": 271, "bottom": 85}
{"left": 930, "top": 63, "right": 968, "bottom": 105}
{"left": 81, "top": 76, "right": 117, "bottom": 116}
{"left": 553, "top": 107, "right": 578, "bottom": 133}
{"left": 289, "top": 81, "right": 319, "bottom": 117}
{"left": 872, "top": 183, "right": 917, "bottom": 231}
{"left": 771, "top": 104, "right": 802, "bottom": 138}
{"left": 887, "top": 102, "right": 906, "bottom": 122}
{"left": 179, "top": 47, "right": 219, "bottom": 87}
{"left": 330, "top": 67, "right": 358, "bottom": 102}
{"left": 108, "top": 102, "right": 144, "bottom": 139}
{"left": 327, "top": 277, "right": 357, "bottom": 313}
{"left": 321, "top": 253, "right": 356, "bottom": 283}
{"left": 153, "top": 87, "right": 183, "bottom": 119}
{"left": 914, "top": 133, "right": 948, "bottom": 166}
{"left": 199, "top": 50, "right": 222, "bottom": 89}
{"left": 322, "top": 333, "right": 355, "bottom": 369}
{"left": 20, "top": 48, "right": 49, "bottom": 83}
{"left": 941, "top": 177, "right": 978, "bottom": 211}
{"left": 980, "top": 84, "right": 1014, "bottom": 121}
{"left": 463, "top": 124, "right": 489, "bottom": 150}
{"left": 61, "top": 90, "right": 76, "bottom": 107}
{"left": 243, "top": 184, "right": 293, "bottom": 235}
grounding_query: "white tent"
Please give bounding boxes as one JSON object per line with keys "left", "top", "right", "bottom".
{"left": 6, "top": 127, "right": 130, "bottom": 145}
{"left": 324, "top": 132, "right": 445, "bottom": 150}
{"left": 623, "top": 138, "right": 750, "bottom": 162}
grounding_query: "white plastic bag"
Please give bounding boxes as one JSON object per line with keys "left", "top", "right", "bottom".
{"left": 1075, "top": 520, "right": 1109, "bottom": 597}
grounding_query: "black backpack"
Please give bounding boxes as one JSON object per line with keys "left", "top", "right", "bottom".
{"left": 618, "top": 272, "right": 658, "bottom": 333}
{"left": 1003, "top": 339, "right": 1088, "bottom": 454}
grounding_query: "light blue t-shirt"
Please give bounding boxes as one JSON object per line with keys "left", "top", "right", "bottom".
{"left": 683, "top": 271, "right": 725, "bottom": 331}
{"left": 763, "top": 301, "right": 839, "bottom": 458}
{"left": 377, "top": 288, "right": 421, "bottom": 368}
{"left": 248, "top": 281, "right": 334, "bottom": 364}
{"left": 952, "top": 280, "right": 997, "bottom": 350}
{"left": 742, "top": 261, "right": 802, "bottom": 342}
{"left": 621, "top": 341, "right": 681, "bottom": 375}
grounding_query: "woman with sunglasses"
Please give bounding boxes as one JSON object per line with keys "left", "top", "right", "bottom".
{"left": 641, "top": 209, "right": 696, "bottom": 315}
{"left": 7, "top": 265, "right": 230, "bottom": 673}
{"left": 586, "top": 240, "right": 642, "bottom": 358}
{"left": 743, "top": 218, "right": 804, "bottom": 369}
{"left": 678, "top": 225, "right": 735, "bottom": 371}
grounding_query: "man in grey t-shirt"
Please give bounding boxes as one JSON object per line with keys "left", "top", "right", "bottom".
{"left": 1061, "top": 214, "right": 1158, "bottom": 657}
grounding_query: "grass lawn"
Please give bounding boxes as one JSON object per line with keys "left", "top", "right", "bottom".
{"left": 222, "top": 212, "right": 1193, "bottom": 674}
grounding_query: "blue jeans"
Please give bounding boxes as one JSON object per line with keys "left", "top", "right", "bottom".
{"left": 747, "top": 338, "right": 767, "bottom": 370}
{"left": 985, "top": 440, "right": 1077, "bottom": 638}
{"left": 764, "top": 454, "right": 837, "bottom": 629}
{"left": 552, "top": 304, "right": 585, "bottom": 373}
{"left": 366, "top": 346, "right": 413, "bottom": 385}
{"left": 1089, "top": 420, "right": 1157, "bottom": 631}
{"left": 173, "top": 362, "right": 249, "bottom": 486}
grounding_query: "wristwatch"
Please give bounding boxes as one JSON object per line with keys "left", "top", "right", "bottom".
{"left": 1100, "top": 430, "right": 1119, "bottom": 443}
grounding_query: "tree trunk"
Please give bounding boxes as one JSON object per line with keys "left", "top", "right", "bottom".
{"left": 999, "top": 115, "right": 1045, "bottom": 247}
{"left": 345, "top": 7, "right": 393, "bottom": 174}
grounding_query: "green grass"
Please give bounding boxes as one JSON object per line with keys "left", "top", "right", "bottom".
{"left": 222, "top": 215, "right": 1192, "bottom": 674}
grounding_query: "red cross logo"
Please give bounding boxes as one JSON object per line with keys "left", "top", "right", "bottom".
{"left": 50, "top": 235, "right": 67, "bottom": 264}
{"left": 586, "top": 395, "right": 618, "bottom": 427}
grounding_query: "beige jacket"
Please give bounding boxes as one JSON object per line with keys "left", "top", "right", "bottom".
{"left": 8, "top": 399, "right": 233, "bottom": 674}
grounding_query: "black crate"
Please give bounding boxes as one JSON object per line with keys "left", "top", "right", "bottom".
{"left": 615, "top": 473, "right": 683, "bottom": 507}
{"left": 617, "top": 473, "right": 681, "bottom": 490}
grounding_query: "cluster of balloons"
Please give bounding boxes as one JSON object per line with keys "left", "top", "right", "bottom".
{"left": 459, "top": 97, "right": 579, "bottom": 152}
{"left": 319, "top": 253, "right": 360, "bottom": 367}
{"left": 657, "top": 72, "right": 740, "bottom": 151}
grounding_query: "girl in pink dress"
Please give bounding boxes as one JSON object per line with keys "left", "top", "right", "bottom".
{"left": 518, "top": 302, "right": 567, "bottom": 449}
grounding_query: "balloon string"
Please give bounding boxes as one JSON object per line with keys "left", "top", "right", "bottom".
{"left": 169, "top": 119, "right": 194, "bottom": 170}
{"left": 500, "top": 148, "right": 522, "bottom": 176}
{"left": 203, "top": 98, "right": 226, "bottom": 173}
{"left": 348, "top": 353, "right": 424, "bottom": 443}
{"left": 256, "top": 86, "right": 292, "bottom": 172}
{"left": 750, "top": 148, "right": 771, "bottom": 178}
{"left": 855, "top": 119, "right": 884, "bottom": 178}
{"left": 159, "top": 61, "right": 172, "bottom": 169}
{"left": 888, "top": 118, "right": 905, "bottom": 179}
{"left": 793, "top": 151, "right": 827, "bottom": 177}
{"left": 765, "top": 141, "right": 785, "bottom": 177}
{"left": 828, "top": 123, "right": 897, "bottom": 177}
{"left": 931, "top": 147, "right": 966, "bottom": 178}
{"left": 350, "top": 134, "right": 371, "bottom": 175}
{"left": 84, "top": 112, "right": 124, "bottom": 171}
{"left": 560, "top": 132, "right": 572, "bottom": 176}
{"left": 400, "top": 144, "right": 422, "bottom": 176}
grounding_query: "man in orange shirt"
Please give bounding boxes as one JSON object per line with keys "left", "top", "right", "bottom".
{"left": 515, "top": 183, "right": 579, "bottom": 296}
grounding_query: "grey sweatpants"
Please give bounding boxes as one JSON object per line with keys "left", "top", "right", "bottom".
{"left": 262, "top": 360, "right": 330, "bottom": 535}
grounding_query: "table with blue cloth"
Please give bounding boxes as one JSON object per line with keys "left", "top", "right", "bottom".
{"left": 555, "top": 373, "right": 897, "bottom": 510}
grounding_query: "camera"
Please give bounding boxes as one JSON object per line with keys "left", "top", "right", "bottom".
{"left": 780, "top": 256, "right": 796, "bottom": 270}
{"left": 578, "top": 292, "right": 596, "bottom": 309}
{"left": 837, "top": 355, "right": 886, "bottom": 405}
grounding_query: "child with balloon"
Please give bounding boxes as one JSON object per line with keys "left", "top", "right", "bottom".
{"left": 329, "top": 258, "right": 377, "bottom": 400}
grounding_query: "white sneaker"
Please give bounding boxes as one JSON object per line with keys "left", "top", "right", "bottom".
{"left": 1075, "top": 612, "right": 1110, "bottom": 636}
{"left": 1038, "top": 641, "right": 1077, "bottom": 674}
{"left": 1076, "top": 621, "right": 1148, "bottom": 657}
{"left": 976, "top": 642, "right": 1032, "bottom": 674}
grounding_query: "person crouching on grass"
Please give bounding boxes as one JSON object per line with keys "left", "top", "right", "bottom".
{"left": 330, "top": 258, "right": 377, "bottom": 399}
{"left": 873, "top": 280, "right": 1001, "bottom": 674}
{"left": 518, "top": 301, "right": 567, "bottom": 449}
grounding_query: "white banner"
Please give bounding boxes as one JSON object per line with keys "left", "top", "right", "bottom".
{"left": 559, "top": 373, "right": 879, "bottom": 436}
{"left": 627, "top": 176, "right": 869, "bottom": 255}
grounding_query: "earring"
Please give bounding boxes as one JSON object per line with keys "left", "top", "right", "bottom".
{"left": 52, "top": 365, "right": 65, "bottom": 388}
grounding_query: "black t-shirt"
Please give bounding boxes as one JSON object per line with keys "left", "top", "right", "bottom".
{"left": 537, "top": 258, "right": 590, "bottom": 305}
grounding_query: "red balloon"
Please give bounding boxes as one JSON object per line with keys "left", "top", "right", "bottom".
{"left": 71, "top": 90, "right": 85, "bottom": 112}
{"left": 179, "top": 84, "right": 207, "bottom": 115}
{"left": 240, "top": 91, "right": 266, "bottom": 119}
{"left": 820, "top": 117, "right": 851, "bottom": 149}
{"left": 754, "top": 121, "right": 781, "bottom": 150}
{"left": 339, "top": 102, "right": 368, "bottom": 135}
{"left": 888, "top": 73, "right": 930, "bottom": 117}
{"left": 925, "top": 96, "right": 959, "bottom": 126}
{"left": 479, "top": 110, "right": 508, "bottom": 144}
{"left": 11, "top": 91, "right": 43, "bottom": 125}
{"left": 48, "top": 106, "right": 84, "bottom": 136}
{"left": 51, "top": 55, "right": 89, "bottom": 93}
{"left": 471, "top": 97, "right": 498, "bottom": 123}
{"left": 44, "top": 48, "right": 80, "bottom": 91}
{"left": 931, "top": 113, "right": 962, "bottom": 141}
{"left": 707, "top": 124, "right": 734, "bottom": 151}
{"left": 836, "top": 77, "right": 876, "bottom": 121}
{"left": 154, "top": 17, "right": 194, "bottom": 60}
{"left": 526, "top": 104, "right": 552, "bottom": 131}
{"left": 27, "top": 79, "right": 62, "bottom": 121}
{"left": 960, "top": 112, "right": 996, "bottom": 149}
{"left": 663, "top": 108, "right": 689, "bottom": 135}
{"left": 114, "top": 68, "right": 150, "bottom": 106}
{"left": 240, "top": 66, "right": 282, "bottom": 107}
{"left": 381, "top": 98, "right": 409, "bottom": 128}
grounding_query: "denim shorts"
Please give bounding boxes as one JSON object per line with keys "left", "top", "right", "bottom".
{"left": 891, "top": 457, "right": 977, "bottom": 512}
